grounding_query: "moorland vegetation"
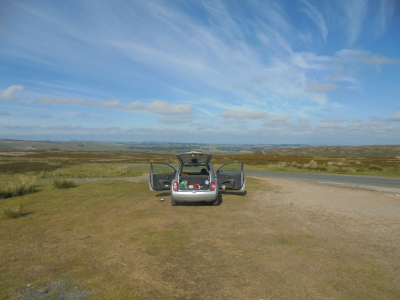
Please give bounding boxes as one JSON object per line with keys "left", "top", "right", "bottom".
{"left": 1, "top": 145, "right": 399, "bottom": 181}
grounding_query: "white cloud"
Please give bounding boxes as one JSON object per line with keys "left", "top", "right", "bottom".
{"left": 334, "top": 49, "right": 400, "bottom": 65}
{"left": 158, "top": 116, "right": 192, "bottom": 123}
{"left": 124, "top": 101, "right": 142, "bottom": 110}
{"left": 35, "top": 97, "right": 191, "bottom": 114}
{"left": 332, "top": 117, "right": 348, "bottom": 122}
{"left": 146, "top": 100, "right": 192, "bottom": 114}
{"left": 387, "top": 111, "right": 400, "bottom": 122}
{"left": 368, "top": 120, "right": 386, "bottom": 127}
{"left": 101, "top": 98, "right": 121, "bottom": 108}
{"left": 220, "top": 110, "right": 265, "bottom": 119}
{"left": 0, "top": 85, "right": 24, "bottom": 100}
{"left": 318, "top": 122, "right": 336, "bottom": 128}
{"left": 36, "top": 97, "right": 102, "bottom": 106}
{"left": 290, "top": 52, "right": 330, "bottom": 70}
{"left": 347, "top": 121, "right": 364, "bottom": 129}
{"left": 363, "top": 55, "right": 400, "bottom": 65}
{"left": 264, "top": 114, "right": 292, "bottom": 126}
{"left": 75, "top": 113, "right": 88, "bottom": 118}
{"left": 306, "top": 82, "right": 340, "bottom": 92}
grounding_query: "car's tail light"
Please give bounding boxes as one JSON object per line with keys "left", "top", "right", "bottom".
{"left": 210, "top": 181, "right": 216, "bottom": 191}
{"left": 173, "top": 182, "right": 178, "bottom": 191}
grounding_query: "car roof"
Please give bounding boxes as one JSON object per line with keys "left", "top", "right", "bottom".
{"left": 176, "top": 151, "right": 212, "bottom": 165}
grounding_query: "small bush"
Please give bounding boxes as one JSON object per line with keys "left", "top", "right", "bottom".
{"left": 53, "top": 178, "right": 76, "bottom": 189}
{"left": 303, "top": 160, "right": 318, "bottom": 169}
{"left": 2, "top": 204, "right": 23, "bottom": 219}
{"left": 116, "top": 166, "right": 129, "bottom": 176}
{"left": 0, "top": 190, "right": 13, "bottom": 199}
{"left": 0, "top": 176, "right": 36, "bottom": 199}
{"left": 369, "top": 165, "right": 383, "bottom": 171}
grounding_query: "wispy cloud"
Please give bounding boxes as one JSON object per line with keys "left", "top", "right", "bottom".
{"left": 300, "top": 0, "right": 328, "bottom": 41}
{"left": 387, "top": 111, "right": 400, "bottom": 122}
{"left": 334, "top": 49, "right": 400, "bottom": 65}
{"left": 220, "top": 110, "right": 265, "bottom": 119}
{"left": 340, "top": 0, "right": 368, "bottom": 46}
{"left": 147, "top": 100, "right": 192, "bottom": 114}
{"left": 158, "top": 116, "right": 192, "bottom": 123}
{"left": 306, "top": 82, "right": 340, "bottom": 92}
{"left": 0, "top": 110, "right": 11, "bottom": 116}
{"left": 266, "top": 114, "right": 292, "bottom": 125}
{"left": 35, "top": 97, "right": 192, "bottom": 114}
{"left": 0, "top": 85, "right": 24, "bottom": 100}
{"left": 75, "top": 113, "right": 88, "bottom": 118}
{"left": 375, "top": 0, "right": 398, "bottom": 38}
{"left": 332, "top": 117, "right": 348, "bottom": 122}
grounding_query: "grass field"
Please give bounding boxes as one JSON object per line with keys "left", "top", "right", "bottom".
{"left": 1, "top": 175, "right": 399, "bottom": 299}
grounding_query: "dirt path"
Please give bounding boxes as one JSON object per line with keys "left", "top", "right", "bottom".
{"left": 256, "top": 176, "right": 400, "bottom": 218}
{"left": 238, "top": 176, "right": 400, "bottom": 298}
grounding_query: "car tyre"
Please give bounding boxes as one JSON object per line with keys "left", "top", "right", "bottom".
{"left": 213, "top": 196, "right": 220, "bottom": 206}
{"left": 171, "top": 198, "right": 177, "bottom": 206}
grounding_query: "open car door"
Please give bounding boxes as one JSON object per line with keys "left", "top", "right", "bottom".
{"left": 149, "top": 163, "right": 176, "bottom": 191}
{"left": 216, "top": 162, "right": 245, "bottom": 190}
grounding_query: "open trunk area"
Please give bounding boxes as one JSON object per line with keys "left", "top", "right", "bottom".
{"left": 179, "top": 175, "right": 210, "bottom": 190}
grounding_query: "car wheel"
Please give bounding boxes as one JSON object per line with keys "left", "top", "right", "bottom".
{"left": 171, "top": 198, "right": 177, "bottom": 206}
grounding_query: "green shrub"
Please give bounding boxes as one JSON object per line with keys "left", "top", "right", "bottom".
{"left": 0, "top": 176, "right": 36, "bottom": 199}
{"left": 53, "top": 178, "right": 76, "bottom": 189}
{"left": 2, "top": 204, "right": 23, "bottom": 219}
{"left": 0, "top": 190, "right": 13, "bottom": 199}
{"left": 369, "top": 165, "right": 383, "bottom": 171}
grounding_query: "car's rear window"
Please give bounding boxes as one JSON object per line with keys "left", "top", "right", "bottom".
{"left": 178, "top": 154, "right": 210, "bottom": 164}
{"left": 181, "top": 165, "right": 209, "bottom": 174}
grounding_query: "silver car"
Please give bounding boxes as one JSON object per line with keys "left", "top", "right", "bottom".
{"left": 149, "top": 151, "right": 245, "bottom": 206}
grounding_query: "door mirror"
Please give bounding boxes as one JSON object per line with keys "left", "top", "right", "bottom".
{"left": 218, "top": 169, "right": 222, "bottom": 173}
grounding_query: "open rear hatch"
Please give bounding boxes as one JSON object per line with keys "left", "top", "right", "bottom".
{"left": 176, "top": 151, "right": 211, "bottom": 165}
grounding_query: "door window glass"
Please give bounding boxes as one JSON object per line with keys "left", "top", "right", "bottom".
{"left": 152, "top": 164, "right": 176, "bottom": 174}
{"left": 219, "top": 163, "right": 242, "bottom": 173}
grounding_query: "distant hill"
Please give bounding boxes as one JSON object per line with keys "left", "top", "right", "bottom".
{"left": 0, "top": 139, "right": 309, "bottom": 153}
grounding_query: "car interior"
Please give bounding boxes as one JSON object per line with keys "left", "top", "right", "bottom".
{"left": 179, "top": 164, "right": 210, "bottom": 190}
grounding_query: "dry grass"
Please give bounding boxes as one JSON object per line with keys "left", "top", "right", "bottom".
{"left": 48, "top": 164, "right": 143, "bottom": 179}
{"left": 0, "top": 176, "right": 36, "bottom": 199}
{"left": 52, "top": 178, "right": 76, "bottom": 189}
{"left": 1, "top": 148, "right": 400, "bottom": 179}
{"left": 2, "top": 204, "right": 23, "bottom": 218}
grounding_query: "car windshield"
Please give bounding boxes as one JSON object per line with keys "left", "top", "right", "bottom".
{"left": 177, "top": 152, "right": 211, "bottom": 164}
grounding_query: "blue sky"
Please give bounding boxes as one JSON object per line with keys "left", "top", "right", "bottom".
{"left": 1, "top": 0, "right": 399, "bottom": 145}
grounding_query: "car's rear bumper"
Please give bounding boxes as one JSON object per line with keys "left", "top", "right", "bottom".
{"left": 171, "top": 189, "right": 218, "bottom": 202}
